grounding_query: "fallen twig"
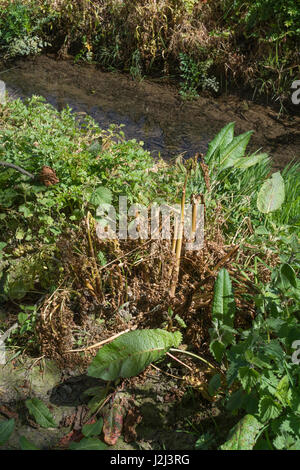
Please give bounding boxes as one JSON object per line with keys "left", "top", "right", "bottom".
{"left": 66, "top": 326, "right": 137, "bottom": 353}
{"left": 0, "top": 161, "right": 34, "bottom": 179}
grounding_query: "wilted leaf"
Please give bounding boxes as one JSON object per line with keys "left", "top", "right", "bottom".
{"left": 103, "top": 403, "right": 124, "bottom": 446}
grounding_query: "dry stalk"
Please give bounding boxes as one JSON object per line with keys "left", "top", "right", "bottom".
{"left": 86, "top": 212, "right": 103, "bottom": 300}
{"left": 171, "top": 211, "right": 179, "bottom": 254}
{"left": 170, "top": 173, "right": 188, "bottom": 297}
{"left": 66, "top": 326, "right": 137, "bottom": 353}
{"left": 190, "top": 193, "right": 201, "bottom": 243}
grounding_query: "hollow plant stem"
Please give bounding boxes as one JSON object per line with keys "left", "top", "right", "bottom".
{"left": 170, "top": 173, "right": 188, "bottom": 297}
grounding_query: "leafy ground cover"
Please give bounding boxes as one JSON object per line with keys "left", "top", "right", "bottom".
{"left": 0, "top": 0, "right": 299, "bottom": 107}
{"left": 0, "top": 95, "right": 299, "bottom": 449}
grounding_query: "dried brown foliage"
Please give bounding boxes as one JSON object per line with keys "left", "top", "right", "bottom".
{"left": 33, "top": 201, "right": 267, "bottom": 367}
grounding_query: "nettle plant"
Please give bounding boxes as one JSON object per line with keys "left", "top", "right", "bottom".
{"left": 179, "top": 53, "right": 219, "bottom": 99}
{"left": 208, "top": 263, "right": 300, "bottom": 450}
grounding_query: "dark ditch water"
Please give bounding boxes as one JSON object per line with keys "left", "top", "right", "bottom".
{"left": 1, "top": 55, "right": 299, "bottom": 167}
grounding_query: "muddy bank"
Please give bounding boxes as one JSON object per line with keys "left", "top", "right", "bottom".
{"left": 1, "top": 55, "right": 299, "bottom": 169}
{"left": 0, "top": 351, "right": 232, "bottom": 450}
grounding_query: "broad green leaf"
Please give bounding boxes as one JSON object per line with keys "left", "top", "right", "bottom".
{"left": 255, "top": 225, "right": 270, "bottom": 235}
{"left": 19, "top": 436, "right": 40, "bottom": 450}
{"left": 83, "top": 386, "right": 107, "bottom": 397}
{"left": 25, "top": 398, "right": 57, "bottom": 428}
{"left": 69, "top": 438, "right": 107, "bottom": 450}
{"left": 87, "top": 395, "right": 107, "bottom": 415}
{"left": 234, "top": 153, "right": 269, "bottom": 169}
{"left": 219, "top": 131, "right": 253, "bottom": 170}
{"left": 257, "top": 172, "right": 285, "bottom": 213}
{"left": 220, "top": 414, "right": 263, "bottom": 450}
{"left": 212, "top": 268, "right": 235, "bottom": 325}
{"left": 259, "top": 396, "right": 282, "bottom": 422}
{"left": 4, "top": 274, "right": 33, "bottom": 300}
{"left": 205, "top": 122, "right": 235, "bottom": 164}
{"left": 82, "top": 418, "right": 103, "bottom": 438}
{"left": 226, "top": 357, "right": 247, "bottom": 386}
{"left": 0, "top": 419, "right": 15, "bottom": 446}
{"left": 88, "top": 329, "right": 182, "bottom": 381}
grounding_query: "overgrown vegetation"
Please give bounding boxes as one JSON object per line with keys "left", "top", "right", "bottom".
{"left": 0, "top": 95, "right": 299, "bottom": 449}
{"left": 0, "top": 0, "right": 299, "bottom": 104}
